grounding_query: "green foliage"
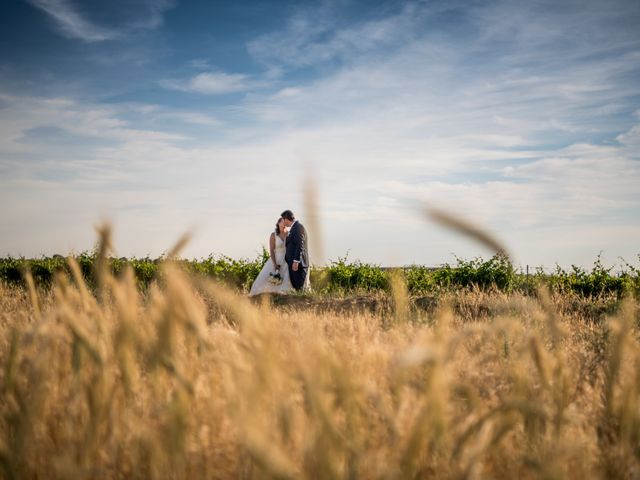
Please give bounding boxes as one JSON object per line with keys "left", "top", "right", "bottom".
{"left": 417, "top": 253, "right": 517, "bottom": 292}
{"left": 405, "top": 265, "right": 439, "bottom": 293}
{"left": 541, "top": 254, "right": 639, "bottom": 299}
{"left": 0, "top": 249, "right": 269, "bottom": 292}
{"left": 322, "top": 253, "right": 518, "bottom": 294}
{"left": 323, "top": 255, "right": 388, "bottom": 293}
{"left": 1, "top": 251, "right": 638, "bottom": 298}
{"left": 189, "top": 248, "right": 269, "bottom": 290}
{"left": 0, "top": 255, "right": 68, "bottom": 286}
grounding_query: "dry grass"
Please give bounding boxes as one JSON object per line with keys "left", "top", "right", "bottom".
{"left": 1, "top": 233, "right": 639, "bottom": 479}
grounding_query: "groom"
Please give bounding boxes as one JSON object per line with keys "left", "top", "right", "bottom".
{"left": 281, "top": 209, "right": 309, "bottom": 291}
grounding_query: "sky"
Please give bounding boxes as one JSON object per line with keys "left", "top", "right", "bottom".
{"left": 1, "top": 0, "right": 639, "bottom": 269}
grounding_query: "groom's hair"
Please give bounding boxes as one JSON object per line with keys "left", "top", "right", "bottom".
{"left": 281, "top": 210, "right": 295, "bottom": 221}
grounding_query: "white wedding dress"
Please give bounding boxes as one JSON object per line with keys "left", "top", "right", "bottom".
{"left": 249, "top": 235, "right": 294, "bottom": 296}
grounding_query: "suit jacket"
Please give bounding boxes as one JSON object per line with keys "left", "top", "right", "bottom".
{"left": 285, "top": 221, "right": 309, "bottom": 269}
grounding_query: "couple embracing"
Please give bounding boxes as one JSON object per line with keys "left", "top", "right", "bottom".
{"left": 249, "top": 210, "right": 310, "bottom": 296}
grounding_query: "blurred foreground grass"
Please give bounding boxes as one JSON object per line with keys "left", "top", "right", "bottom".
{"left": 1, "top": 229, "right": 639, "bottom": 479}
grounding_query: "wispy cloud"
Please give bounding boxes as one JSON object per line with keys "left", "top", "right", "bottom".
{"left": 26, "top": 0, "right": 120, "bottom": 42}
{"left": 25, "top": 0, "right": 176, "bottom": 42}
{"left": 129, "top": 0, "right": 176, "bottom": 30}
{"left": 160, "top": 72, "right": 252, "bottom": 95}
{"left": 164, "top": 112, "right": 220, "bottom": 127}
{"left": 247, "top": 1, "right": 424, "bottom": 69}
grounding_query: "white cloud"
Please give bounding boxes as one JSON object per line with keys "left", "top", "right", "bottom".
{"left": 160, "top": 72, "right": 251, "bottom": 95}
{"left": 274, "top": 87, "right": 302, "bottom": 98}
{"left": 1, "top": 87, "right": 639, "bottom": 265}
{"left": 616, "top": 125, "right": 640, "bottom": 149}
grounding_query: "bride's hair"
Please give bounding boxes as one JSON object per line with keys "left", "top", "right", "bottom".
{"left": 275, "top": 218, "right": 283, "bottom": 235}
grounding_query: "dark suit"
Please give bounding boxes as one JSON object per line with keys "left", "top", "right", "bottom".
{"left": 285, "top": 220, "right": 309, "bottom": 290}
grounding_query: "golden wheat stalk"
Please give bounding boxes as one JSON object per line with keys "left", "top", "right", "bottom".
{"left": 425, "top": 206, "right": 511, "bottom": 261}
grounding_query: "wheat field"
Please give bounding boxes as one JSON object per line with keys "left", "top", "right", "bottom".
{"left": 1, "top": 231, "right": 639, "bottom": 479}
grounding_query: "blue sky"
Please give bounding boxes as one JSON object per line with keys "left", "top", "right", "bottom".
{"left": 1, "top": 0, "right": 639, "bottom": 268}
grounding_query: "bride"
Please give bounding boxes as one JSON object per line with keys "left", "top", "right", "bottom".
{"left": 249, "top": 218, "right": 294, "bottom": 296}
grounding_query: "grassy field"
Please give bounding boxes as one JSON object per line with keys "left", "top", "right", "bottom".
{"left": 1, "top": 233, "right": 639, "bottom": 478}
